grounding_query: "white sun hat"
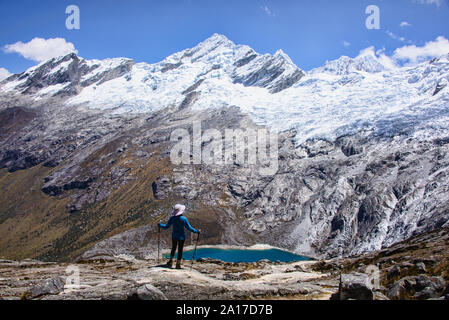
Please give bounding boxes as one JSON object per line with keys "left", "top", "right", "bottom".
{"left": 172, "top": 204, "right": 186, "bottom": 216}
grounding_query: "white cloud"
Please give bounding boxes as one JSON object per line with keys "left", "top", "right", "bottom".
{"left": 356, "top": 36, "right": 449, "bottom": 69}
{"left": 356, "top": 46, "right": 398, "bottom": 69}
{"left": 386, "top": 30, "right": 406, "bottom": 42}
{"left": 261, "top": 5, "right": 275, "bottom": 17}
{"left": 358, "top": 46, "right": 377, "bottom": 57}
{"left": 0, "top": 67, "right": 11, "bottom": 81}
{"left": 413, "top": 0, "right": 444, "bottom": 6}
{"left": 342, "top": 41, "right": 351, "bottom": 47}
{"left": 400, "top": 21, "right": 412, "bottom": 28}
{"left": 375, "top": 48, "right": 398, "bottom": 69}
{"left": 392, "top": 36, "right": 449, "bottom": 65}
{"left": 3, "top": 37, "right": 78, "bottom": 62}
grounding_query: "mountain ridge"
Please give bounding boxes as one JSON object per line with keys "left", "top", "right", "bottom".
{"left": 1, "top": 33, "right": 448, "bottom": 145}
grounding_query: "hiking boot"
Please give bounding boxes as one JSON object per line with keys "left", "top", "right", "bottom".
{"left": 166, "top": 259, "right": 173, "bottom": 268}
{"left": 175, "top": 260, "right": 182, "bottom": 269}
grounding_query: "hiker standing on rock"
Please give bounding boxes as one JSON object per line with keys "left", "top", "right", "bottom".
{"left": 159, "top": 204, "right": 200, "bottom": 269}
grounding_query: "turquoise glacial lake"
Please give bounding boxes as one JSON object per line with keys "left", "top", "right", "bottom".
{"left": 165, "top": 247, "right": 310, "bottom": 263}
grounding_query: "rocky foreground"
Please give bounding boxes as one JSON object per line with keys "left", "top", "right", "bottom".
{"left": 0, "top": 258, "right": 335, "bottom": 300}
{"left": 1, "top": 227, "right": 448, "bottom": 301}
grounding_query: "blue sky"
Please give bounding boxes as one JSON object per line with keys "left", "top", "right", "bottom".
{"left": 1, "top": 0, "right": 449, "bottom": 75}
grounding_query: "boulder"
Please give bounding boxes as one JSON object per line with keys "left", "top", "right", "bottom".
{"left": 127, "top": 284, "right": 167, "bottom": 300}
{"left": 332, "top": 273, "right": 374, "bottom": 300}
{"left": 387, "top": 275, "right": 446, "bottom": 300}
{"left": 23, "top": 277, "right": 65, "bottom": 299}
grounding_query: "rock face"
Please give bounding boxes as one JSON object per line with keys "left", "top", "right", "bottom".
{"left": 231, "top": 49, "right": 305, "bottom": 93}
{"left": 332, "top": 273, "right": 374, "bottom": 300}
{"left": 14, "top": 53, "right": 133, "bottom": 97}
{"left": 152, "top": 176, "right": 172, "bottom": 200}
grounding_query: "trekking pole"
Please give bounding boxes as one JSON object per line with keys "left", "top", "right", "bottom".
{"left": 157, "top": 225, "right": 161, "bottom": 264}
{"left": 190, "top": 232, "right": 200, "bottom": 270}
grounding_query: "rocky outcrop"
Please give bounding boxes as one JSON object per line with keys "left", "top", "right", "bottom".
{"left": 16, "top": 53, "right": 83, "bottom": 95}
{"left": 0, "top": 106, "right": 36, "bottom": 136}
{"left": 387, "top": 275, "right": 446, "bottom": 300}
{"left": 42, "top": 177, "right": 93, "bottom": 196}
{"left": 14, "top": 53, "right": 134, "bottom": 97}
{"left": 161, "top": 62, "right": 183, "bottom": 73}
{"left": 0, "top": 150, "right": 46, "bottom": 172}
{"left": 22, "top": 277, "right": 65, "bottom": 300}
{"left": 311, "top": 226, "right": 449, "bottom": 301}
{"left": 433, "top": 78, "right": 447, "bottom": 96}
{"left": 152, "top": 176, "right": 172, "bottom": 200}
{"left": 81, "top": 59, "right": 134, "bottom": 87}
{"left": 232, "top": 50, "right": 304, "bottom": 93}
{"left": 179, "top": 91, "right": 200, "bottom": 110}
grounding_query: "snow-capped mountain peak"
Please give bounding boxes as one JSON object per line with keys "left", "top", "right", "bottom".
{"left": 155, "top": 34, "right": 304, "bottom": 93}
{"left": 1, "top": 34, "right": 449, "bottom": 145}
{"left": 311, "top": 53, "right": 386, "bottom": 75}
{"left": 1, "top": 52, "right": 134, "bottom": 98}
{"left": 199, "top": 33, "right": 235, "bottom": 48}
{"left": 274, "top": 49, "right": 293, "bottom": 63}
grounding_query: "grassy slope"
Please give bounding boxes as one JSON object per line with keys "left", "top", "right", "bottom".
{"left": 0, "top": 165, "right": 70, "bottom": 260}
{"left": 0, "top": 135, "right": 233, "bottom": 261}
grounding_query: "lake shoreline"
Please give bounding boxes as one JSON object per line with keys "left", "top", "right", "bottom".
{"left": 161, "top": 244, "right": 314, "bottom": 263}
